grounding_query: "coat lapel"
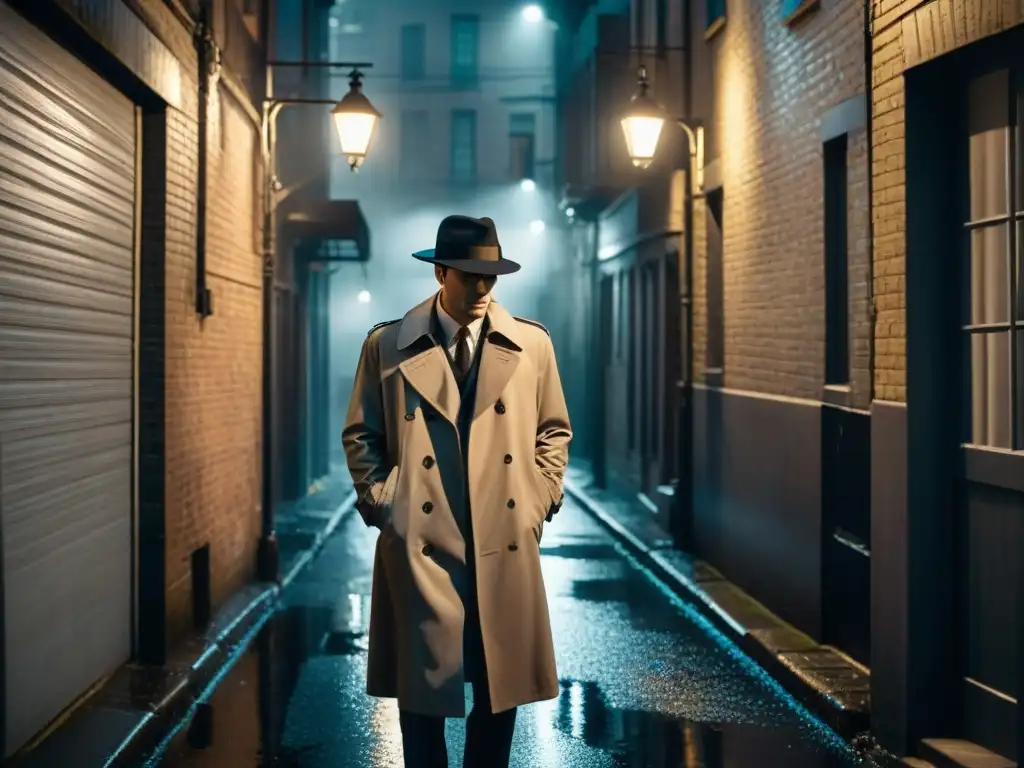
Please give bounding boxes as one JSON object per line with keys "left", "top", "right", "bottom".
{"left": 396, "top": 294, "right": 461, "bottom": 426}
{"left": 473, "top": 301, "right": 523, "bottom": 421}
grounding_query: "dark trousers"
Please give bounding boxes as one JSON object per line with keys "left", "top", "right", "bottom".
{"left": 398, "top": 677, "right": 517, "bottom": 768}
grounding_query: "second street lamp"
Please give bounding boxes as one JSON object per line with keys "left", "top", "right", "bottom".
{"left": 619, "top": 62, "right": 704, "bottom": 552}
{"left": 620, "top": 65, "right": 704, "bottom": 190}
{"left": 259, "top": 62, "right": 380, "bottom": 582}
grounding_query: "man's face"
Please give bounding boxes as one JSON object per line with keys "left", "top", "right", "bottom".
{"left": 436, "top": 266, "right": 497, "bottom": 321}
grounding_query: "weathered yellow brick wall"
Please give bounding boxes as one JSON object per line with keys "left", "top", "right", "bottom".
{"left": 871, "top": 0, "right": 1024, "bottom": 402}
{"left": 127, "top": 0, "right": 264, "bottom": 645}
{"left": 699, "top": 0, "right": 870, "bottom": 403}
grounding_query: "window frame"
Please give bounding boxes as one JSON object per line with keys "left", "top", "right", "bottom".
{"left": 449, "top": 14, "right": 479, "bottom": 89}
{"left": 400, "top": 24, "right": 426, "bottom": 82}
{"left": 705, "top": 0, "right": 726, "bottom": 39}
{"left": 962, "top": 68, "right": 1024, "bottom": 452}
{"left": 449, "top": 108, "right": 478, "bottom": 183}
{"left": 704, "top": 187, "right": 725, "bottom": 378}
{"left": 824, "top": 133, "right": 851, "bottom": 387}
{"left": 508, "top": 112, "right": 536, "bottom": 181}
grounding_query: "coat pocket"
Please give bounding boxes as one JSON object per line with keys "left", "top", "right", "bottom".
{"left": 373, "top": 465, "right": 400, "bottom": 529}
{"left": 531, "top": 466, "right": 553, "bottom": 523}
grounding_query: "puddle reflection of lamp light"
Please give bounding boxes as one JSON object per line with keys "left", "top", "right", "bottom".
{"left": 529, "top": 219, "right": 546, "bottom": 235}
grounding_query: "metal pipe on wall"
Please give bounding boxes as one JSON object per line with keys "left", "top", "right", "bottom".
{"left": 673, "top": 0, "right": 696, "bottom": 548}
{"left": 194, "top": 0, "right": 218, "bottom": 318}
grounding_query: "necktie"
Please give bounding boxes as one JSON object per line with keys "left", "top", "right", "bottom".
{"left": 454, "top": 326, "right": 472, "bottom": 378}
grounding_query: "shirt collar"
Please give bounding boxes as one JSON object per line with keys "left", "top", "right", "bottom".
{"left": 435, "top": 295, "right": 485, "bottom": 347}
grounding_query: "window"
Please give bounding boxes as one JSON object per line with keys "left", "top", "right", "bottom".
{"left": 706, "top": 0, "right": 726, "bottom": 33}
{"left": 400, "top": 109, "right": 429, "bottom": 178}
{"left": 705, "top": 188, "right": 724, "bottom": 372}
{"left": 450, "top": 109, "right": 477, "bottom": 182}
{"left": 824, "top": 134, "right": 849, "bottom": 385}
{"left": 509, "top": 112, "right": 536, "bottom": 181}
{"left": 964, "top": 69, "right": 1024, "bottom": 450}
{"left": 401, "top": 24, "right": 425, "bottom": 82}
{"left": 450, "top": 15, "right": 479, "bottom": 88}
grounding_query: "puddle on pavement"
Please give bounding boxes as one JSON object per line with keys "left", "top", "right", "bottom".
{"left": 546, "top": 678, "right": 887, "bottom": 768}
{"left": 141, "top": 601, "right": 892, "bottom": 768}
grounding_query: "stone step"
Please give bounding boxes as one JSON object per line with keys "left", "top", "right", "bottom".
{"left": 919, "top": 739, "right": 1016, "bottom": 768}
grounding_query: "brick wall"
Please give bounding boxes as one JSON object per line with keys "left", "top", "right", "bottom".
{"left": 870, "top": 0, "right": 1024, "bottom": 403}
{"left": 696, "top": 0, "right": 870, "bottom": 405}
{"left": 132, "top": 0, "right": 264, "bottom": 645}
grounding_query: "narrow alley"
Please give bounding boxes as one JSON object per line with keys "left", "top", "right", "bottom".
{"left": 143, "top": 498, "right": 862, "bottom": 767}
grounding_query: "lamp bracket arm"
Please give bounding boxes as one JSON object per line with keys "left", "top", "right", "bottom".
{"left": 674, "top": 119, "right": 705, "bottom": 193}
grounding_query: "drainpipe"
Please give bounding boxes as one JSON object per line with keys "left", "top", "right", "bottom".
{"left": 674, "top": 0, "right": 696, "bottom": 548}
{"left": 195, "top": 0, "right": 218, "bottom": 318}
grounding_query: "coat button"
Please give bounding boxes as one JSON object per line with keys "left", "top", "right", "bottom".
{"left": 422, "top": 501, "right": 433, "bottom": 513}
{"left": 508, "top": 542, "right": 518, "bottom": 552}
{"left": 422, "top": 543, "right": 434, "bottom": 556}
{"left": 423, "top": 456, "right": 434, "bottom": 469}
{"left": 507, "top": 499, "right": 515, "bottom": 509}
{"left": 404, "top": 413, "right": 415, "bottom": 421}
{"left": 495, "top": 402, "right": 506, "bottom": 414}
{"left": 503, "top": 454, "right": 512, "bottom": 464}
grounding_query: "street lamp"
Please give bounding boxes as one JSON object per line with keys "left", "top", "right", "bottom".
{"left": 620, "top": 63, "right": 704, "bottom": 551}
{"left": 259, "top": 61, "right": 380, "bottom": 582}
{"left": 331, "top": 69, "right": 382, "bottom": 171}
{"left": 522, "top": 4, "right": 545, "bottom": 22}
{"left": 620, "top": 65, "right": 704, "bottom": 192}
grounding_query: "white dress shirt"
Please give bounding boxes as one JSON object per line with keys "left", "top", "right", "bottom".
{"left": 436, "top": 296, "right": 485, "bottom": 360}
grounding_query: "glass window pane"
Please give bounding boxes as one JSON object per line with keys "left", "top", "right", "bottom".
{"left": 1018, "top": 85, "right": 1024, "bottom": 214}
{"left": 968, "top": 70, "right": 1010, "bottom": 221}
{"left": 970, "top": 331, "right": 1012, "bottom": 448}
{"left": 1018, "top": 221, "right": 1024, "bottom": 323}
{"left": 970, "top": 225, "right": 1010, "bottom": 324}
{"left": 1017, "top": 331, "right": 1024, "bottom": 449}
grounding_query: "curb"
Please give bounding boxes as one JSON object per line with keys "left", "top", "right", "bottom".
{"left": 11, "top": 491, "right": 358, "bottom": 768}
{"left": 564, "top": 479, "right": 869, "bottom": 742}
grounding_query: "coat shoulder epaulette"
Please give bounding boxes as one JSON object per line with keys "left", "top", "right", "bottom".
{"left": 366, "top": 319, "right": 400, "bottom": 337}
{"left": 513, "top": 316, "right": 550, "bottom": 336}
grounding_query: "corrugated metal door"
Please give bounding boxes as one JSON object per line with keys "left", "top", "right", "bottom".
{"left": 0, "top": 2, "right": 135, "bottom": 755}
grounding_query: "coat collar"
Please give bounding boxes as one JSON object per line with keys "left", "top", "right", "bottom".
{"left": 395, "top": 292, "right": 524, "bottom": 426}
{"left": 397, "top": 292, "right": 523, "bottom": 351}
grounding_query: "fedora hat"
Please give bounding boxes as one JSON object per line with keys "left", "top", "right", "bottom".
{"left": 412, "top": 215, "right": 521, "bottom": 275}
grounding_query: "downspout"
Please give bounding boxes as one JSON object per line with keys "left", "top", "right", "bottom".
{"left": 678, "top": 0, "right": 696, "bottom": 548}
{"left": 864, "top": 0, "right": 876, "bottom": 402}
{"left": 195, "top": 0, "right": 219, "bottom": 318}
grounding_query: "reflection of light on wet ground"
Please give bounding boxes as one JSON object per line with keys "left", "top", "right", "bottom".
{"left": 568, "top": 680, "right": 585, "bottom": 740}
{"left": 529, "top": 695, "right": 561, "bottom": 765}
{"left": 147, "top": 500, "right": 871, "bottom": 768}
{"left": 368, "top": 696, "right": 403, "bottom": 767}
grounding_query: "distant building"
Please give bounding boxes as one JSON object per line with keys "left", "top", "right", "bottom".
{"left": 317, "top": 0, "right": 566, "bottom": 459}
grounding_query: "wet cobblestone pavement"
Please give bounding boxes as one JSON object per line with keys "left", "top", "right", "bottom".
{"left": 142, "top": 499, "right": 873, "bottom": 767}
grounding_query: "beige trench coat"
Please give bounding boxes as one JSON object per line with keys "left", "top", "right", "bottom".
{"left": 342, "top": 293, "right": 572, "bottom": 717}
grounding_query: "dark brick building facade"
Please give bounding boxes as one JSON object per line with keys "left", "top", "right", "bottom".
{"left": 556, "top": 0, "right": 1021, "bottom": 762}
{"left": 0, "top": 0, "right": 265, "bottom": 754}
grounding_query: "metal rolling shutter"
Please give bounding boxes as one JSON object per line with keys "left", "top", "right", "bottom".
{"left": 0, "top": 2, "right": 135, "bottom": 755}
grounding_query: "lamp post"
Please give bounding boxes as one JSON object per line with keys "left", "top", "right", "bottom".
{"left": 619, "top": 64, "right": 704, "bottom": 547}
{"left": 258, "top": 63, "right": 381, "bottom": 582}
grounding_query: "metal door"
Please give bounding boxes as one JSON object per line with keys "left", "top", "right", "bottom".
{"left": 0, "top": 2, "right": 135, "bottom": 754}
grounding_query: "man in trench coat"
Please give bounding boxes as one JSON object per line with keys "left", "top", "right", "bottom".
{"left": 342, "top": 214, "right": 573, "bottom": 768}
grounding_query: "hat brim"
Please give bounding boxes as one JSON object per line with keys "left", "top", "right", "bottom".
{"left": 412, "top": 249, "right": 521, "bottom": 275}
